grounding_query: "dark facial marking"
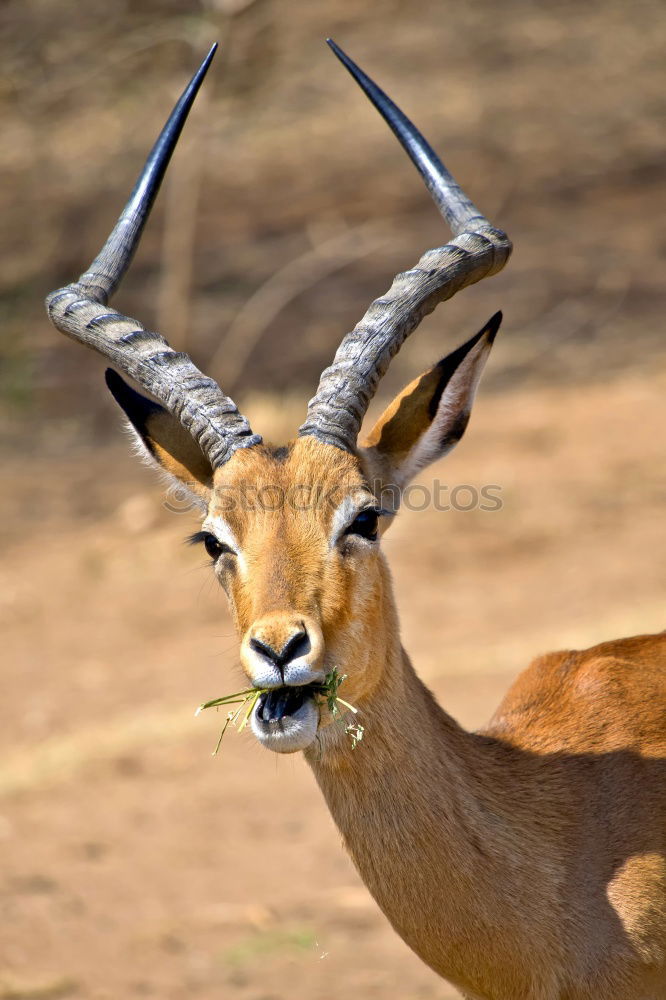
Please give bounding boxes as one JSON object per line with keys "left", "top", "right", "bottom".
{"left": 268, "top": 444, "right": 292, "bottom": 463}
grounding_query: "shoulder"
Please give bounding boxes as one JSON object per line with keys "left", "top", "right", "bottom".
{"left": 483, "top": 632, "right": 666, "bottom": 754}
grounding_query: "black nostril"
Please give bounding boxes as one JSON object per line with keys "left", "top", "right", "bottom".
{"left": 249, "top": 637, "right": 280, "bottom": 665}
{"left": 281, "top": 629, "right": 310, "bottom": 665}
{"left": 249, "top": 629, "right": 311, "bottom": 669}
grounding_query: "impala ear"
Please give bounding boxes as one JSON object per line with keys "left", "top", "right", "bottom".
{"left": 105, "top": 369, "right": 213, "bottom": 506}
{"left": 360, "top": 312, "right": 501, "bottom": 497}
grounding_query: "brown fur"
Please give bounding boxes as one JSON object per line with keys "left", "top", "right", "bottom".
{"left": 310, "top": 633, "right": 666, "bottom": 1000}
{"left": 116, "top": 334, "right": 666, "bottom": 999}
{"left": 209, "top": 439, "right": 392, "bottom": 713}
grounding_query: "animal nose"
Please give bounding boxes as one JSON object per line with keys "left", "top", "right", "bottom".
{"left": 249, "top": 628, "right": 311, "bottom": 671}
{"left": 241, "top": 615, "right": 325, "bottom": 689}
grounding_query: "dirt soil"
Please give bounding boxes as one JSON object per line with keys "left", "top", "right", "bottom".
{"left": 2, "top": 0, "right": 665, "bottom": 435}
{"left": 1, "top": 1, "right": 665, "bottom": 998}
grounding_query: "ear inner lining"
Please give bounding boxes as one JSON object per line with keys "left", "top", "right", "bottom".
{"left": 105, "top": 369, "right": 213, "bottom": 489}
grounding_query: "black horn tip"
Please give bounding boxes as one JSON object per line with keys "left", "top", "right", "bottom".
{"left": 199, "top": 42, "right": 219, "bottom": 76}
{"left": 325, "top": 39, "right": 444, "bottom": 198}
{"left": 326, "top": 38, "right": 376, "bottom": 94}
{"left": 179, "top": 42, "right": 218, "bottom": 113}
{"left": 325, "top": 38, "right": 484, "bottom": 236}
{"left": 326, "top": 39, "right": 362, "bottom": 86}
{"left": 134, "top": 41, "right": 219, "bottom": 202}
{"left": 84, "top": 42, "right": 221, "bottom": 302}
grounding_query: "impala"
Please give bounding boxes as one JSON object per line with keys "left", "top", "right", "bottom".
{"left": 46, "top": 41, "right": 666, "bottom": 1000}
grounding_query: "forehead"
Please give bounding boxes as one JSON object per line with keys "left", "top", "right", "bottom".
{"left": 207, "top": 436, "right": 371, "bottom": 533}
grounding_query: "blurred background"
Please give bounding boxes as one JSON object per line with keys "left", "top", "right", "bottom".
{"left": 1, "top": 1, "right": 664, "bottom": 998}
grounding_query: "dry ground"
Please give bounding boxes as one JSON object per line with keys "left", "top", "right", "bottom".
{"left": 1, "top": 371, "right": 665, "bottom": 1000}
{"left": 1, "top": 0, "right": 665, "bottom": 997}
{"left": 2, "top": 0, "right": 665, "bottom": 432}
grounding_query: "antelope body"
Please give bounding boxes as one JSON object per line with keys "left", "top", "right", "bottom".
{"left": 46, "top": 42, "right": 666, "bottom": 1000}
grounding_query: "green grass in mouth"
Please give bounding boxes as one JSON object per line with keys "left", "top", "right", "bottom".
{"left": 196, "top": 667, "right": 363, "bottom": 754}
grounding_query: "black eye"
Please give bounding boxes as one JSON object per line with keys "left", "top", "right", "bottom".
{"left": 203, "top": 534, "right": 222, "bottom": 560}
{"left": 204, "top": 533, "right": 233, "bottom": 561}
{"left": 345, "top": 508, "right": 379, "bottom": 541}
{"left": 187, "top": 531, "right": 233, "bottom": 561}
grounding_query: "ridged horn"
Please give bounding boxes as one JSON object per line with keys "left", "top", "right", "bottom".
{"left": 299, "top": 39, "right": 511, "bottom": 452}
{"left": 45, "top": 44, "right": 262, "bottom": 469}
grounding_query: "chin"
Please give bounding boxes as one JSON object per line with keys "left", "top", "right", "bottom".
{"left": 251, "top": 687, "right": 320, "bottom": 753}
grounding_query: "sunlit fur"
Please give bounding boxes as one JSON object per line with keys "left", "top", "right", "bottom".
{"left": 113, "top": 335, "right": 665, "bottom": 1000}
{"left": 208, "top": 438, "right": 396, "bottom": 727}
{"left": 206, "top": 437, "right": 666, "bottom": 1000}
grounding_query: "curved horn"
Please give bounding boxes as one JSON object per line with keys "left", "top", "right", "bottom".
{"left": 299, "top": 39, "right": 512, "bottom": 452}
{"left": 45, "top": 45, "right": 261, "bottom": 469}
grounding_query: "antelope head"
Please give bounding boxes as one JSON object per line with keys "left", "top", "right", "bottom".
{"left": 46, "top": 41, "right": 511, "bottom": 755}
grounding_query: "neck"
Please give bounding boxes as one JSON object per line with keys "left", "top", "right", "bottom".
{"left": 306, "top": 644, "right": 566, "bottom": 1000}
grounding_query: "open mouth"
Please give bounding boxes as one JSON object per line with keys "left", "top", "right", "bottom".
{"left": 256, "top": 686, "right": 310, "bottom": 723}
{"left": 251, "top": 684, "right": 320, "bottom": 754}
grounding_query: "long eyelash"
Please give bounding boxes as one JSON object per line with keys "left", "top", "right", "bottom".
{"left": 360, "top": 506, "right": 394, "bottom": 521}
{"left": 186, "top": 531, "right": 208, "bottom": 546}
